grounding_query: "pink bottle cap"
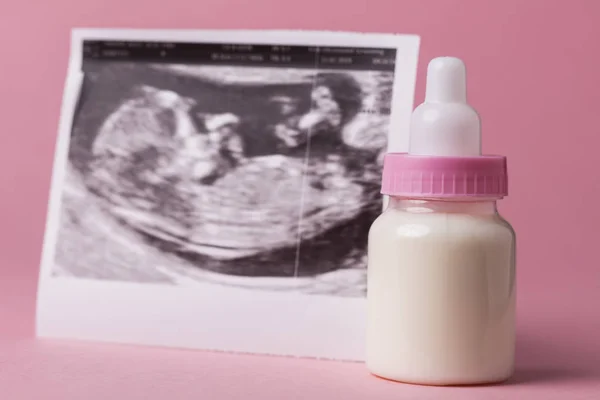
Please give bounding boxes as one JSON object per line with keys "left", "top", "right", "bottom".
{"left": 381, "top": 153, "right": 508, "bottom": 199}
{"left": 382, "top": 58, "right": 508, "bottom": 199}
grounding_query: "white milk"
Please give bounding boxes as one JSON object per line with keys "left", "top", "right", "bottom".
{"left": 367, "top": 198, "right": 515, "bottom": 385}
{"left": 367, "top": 57, "right": 515, "bottom": 385}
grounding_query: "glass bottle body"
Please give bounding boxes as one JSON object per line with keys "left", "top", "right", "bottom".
{"left": 367, "top": 197, "right": 516, "bottom": 385}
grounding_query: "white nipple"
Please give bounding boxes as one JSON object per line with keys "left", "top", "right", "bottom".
{"left": 408, "top": 57, "right": 481, "bottom": 157}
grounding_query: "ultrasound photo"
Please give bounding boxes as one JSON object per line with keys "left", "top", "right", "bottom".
{"left": 52, "top": 39, "right": 396, "bottom": 297}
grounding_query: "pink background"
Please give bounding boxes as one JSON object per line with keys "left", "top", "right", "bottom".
{"left": 1, "top": 0, "right": 599, "bottom": 398}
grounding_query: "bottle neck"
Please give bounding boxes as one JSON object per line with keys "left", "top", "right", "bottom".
{"left": 387, "top": 197, "right": 498, "bottom": 215}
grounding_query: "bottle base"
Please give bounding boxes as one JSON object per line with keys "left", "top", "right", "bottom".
{"left": 369, "top": 369, "right": 513, "bottom": 387}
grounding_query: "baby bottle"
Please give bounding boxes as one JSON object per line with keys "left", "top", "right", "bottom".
{"left": 367, "top": 57, "right": 516, "bottom": 385}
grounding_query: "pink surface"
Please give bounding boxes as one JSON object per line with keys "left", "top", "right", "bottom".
{"left": 381, "top": 153, "right": 508, "bottom": 198}
{"left": 1, "top": 0, "right": 599, "bottom": 398}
